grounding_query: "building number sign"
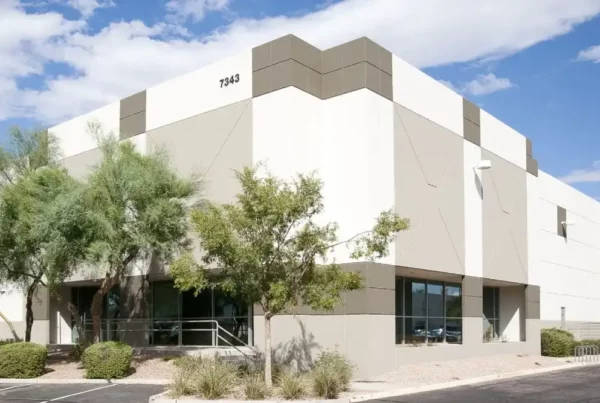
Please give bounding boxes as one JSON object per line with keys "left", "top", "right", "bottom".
{"left": 220, "top": 74, "right": 240, "bottom": 88}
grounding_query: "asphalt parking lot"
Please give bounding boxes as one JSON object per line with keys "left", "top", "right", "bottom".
{"left": 0, "top": 383, "right": 164, "bottom": 403}
{"left": 375, "top": 366, "right": 600, "bottom": 402}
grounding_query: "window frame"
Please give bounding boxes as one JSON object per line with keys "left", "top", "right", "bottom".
{"left": 395, "top": 277, "right": 463, "bottom": 345}
{"left": 482, "top": 286, "right": 500, "bottom": 341}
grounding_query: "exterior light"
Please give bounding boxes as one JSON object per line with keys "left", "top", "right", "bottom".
{"left": 475, "top": 160, "right": 492, "bottom": 170}
{"left": 561, "top": 220, "right": 575, "bottom": 226}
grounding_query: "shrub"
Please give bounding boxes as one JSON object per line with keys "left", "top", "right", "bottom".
{"left": 313, "top": 350, "right": 354, "bottom": 391}
{"left": 169, "top": 356, "right": 204, "bottom": 398}
{"left": 195, "top": 357, "right": 238, "bottom": 399}
{"left": 69, "top": 344, "right": 85, "bottom": 361}
{"left": 0, "top": 339, "right": 15, "bottom": 347}
{"left": 311, "top": 365, "right": 342, "bottom": 399}
{"left": 541, "top": 328, "right": 575, "bottom": 357}
{"left": 243, "top": 374, "right": 269, "bottom": 400}
{"left": 83, "top": 341, "right": 132, "bottom": 379}
{"left": 278, "top": 370, "right": 306, "bottom": 400}
{"left": 0, "top": 342, "right": 47, "bottom": 378}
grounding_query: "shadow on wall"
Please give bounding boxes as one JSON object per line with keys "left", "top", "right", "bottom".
{"left": 272, "top": 317, "right": 321, "bottom": 372}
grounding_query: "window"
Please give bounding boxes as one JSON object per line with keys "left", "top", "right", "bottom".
{"left": 71, "top": 286, "right": 119, "bottom": 343}
{"left": 151, "top": 282, "right": 250, "bottom": 346}
{"left": 395, "top": 277, "right": 462, "bottom": 344}
{"left": 483, "top": 287, "right": 500, "bottom": 341}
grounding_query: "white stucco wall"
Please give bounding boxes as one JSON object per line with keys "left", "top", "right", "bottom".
{"left": 252, "top": 87, "right": 395, "bottom": 265}
{"left": 532, "top": 171, "right": 600, "bottom": 323}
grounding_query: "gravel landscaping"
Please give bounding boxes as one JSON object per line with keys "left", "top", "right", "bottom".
{"left": 366, "top": 353, "right": 571, "bottom": 388}
{"left": 40, "top": 353, "right": 175, "bottom": 380}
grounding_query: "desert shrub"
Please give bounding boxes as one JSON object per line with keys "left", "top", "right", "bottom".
{"left": 169, "top": 356, "right": 204, "bottom": 397}
{"left": 243, "top": 374, "right": 269, "bottom": 400}
{"left": 83, "top": 341, "right": 132, "bottom": 379}
{"left": 0, "top": 342, "right": 47, "bottom": 378}
{"left": 311, "top": 364, "right": 342, "bottom": 399}
{"left": 277, "top": 370, "right": 306, "bottom": 400}
{"left": 69, "top": 343, "right": 85, "bottom": 361}
{"left": 195, "top": 357, "right": 238, "bottom": 399}
{"left": 541, "top": 328, "right": 575, "bottom": 357}
{"left": 0, "top": 339, "right": 15, "bottom": 347}
{"left": 313, "top": 350, "right": 354, "bottom": 391}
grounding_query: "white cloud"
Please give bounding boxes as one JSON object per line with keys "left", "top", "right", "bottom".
{"left": 165, "top": 0, "right": 230, "bottom": 22}
{"left": 462, "top": 73, "right": 515, "bottom": 96}
{"left": 3, "top": 0, "right": 600, "bottom": 124}
{"left": 560, "top": 161, "right": 600, "bottom": 184}
{"left": 66, "top": 0, "right": 113, "bottom": 18}
{"left": 577, "top": 44, "right": 600, "bottom": 63}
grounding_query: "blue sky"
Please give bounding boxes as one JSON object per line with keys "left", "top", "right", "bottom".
{"left": 2, "top": 0, "right": 600, "bottom": 197}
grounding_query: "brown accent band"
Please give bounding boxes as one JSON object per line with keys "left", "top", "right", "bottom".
{"left": 526, "top": 301, "right": 540, "bottom": 319}
{"left": 119, "top": 90, "right": 146, "bottom": 140}
{"left": 462, "top": 98, "right": 481, "bottom": 146}
{"left": 526, "top": 156, "right": 538, "bottom": 177}
{"left": 252, "top": 35, "right": 392, "bottom": 101}
{"left": 525, "top": 285, "right": 540, "bottom": 302}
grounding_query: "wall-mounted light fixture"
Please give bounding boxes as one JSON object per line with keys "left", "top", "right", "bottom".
{"left": 475, "top": 160, "right": 492, "bottom": 170}
{"left": 561, "top": 220, "right": 576, "bottom": 226}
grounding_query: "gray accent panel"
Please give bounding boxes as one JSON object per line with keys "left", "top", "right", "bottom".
{"left": 482, "top": 150, "right": 528, "bottom": 284}
{"left": 252, "top": 35, "right": 392, "bottom": 101}
{"left": 120, "top": 91, "right": 146, "bottom": 120}
{"left": 557, "top": 206, "right": 567, "bottom": 237}
{"left": 394, "top": 103, "right": 465, "bottom": 275}
{"left": 526, "top": 138, "right": 533, "bottom": 157}
{"left": 527, "top": 156, "right": 538, "bottom": 177}
{"left": 525, "top": 285, "right": 540, "bottom": 302}
{"left": 463, "top": 98, "right": 480, "bottom": 126}
{"left": 463, "top": 98, "right": 481, "bottom": 146}
{"left": 346, "top": 288, "right": 395, "bottom": 315}
{"left": 147, "top": 100, "right": 252, "bottom": 206}
{"left": 60, "top": 147, "right": 103, "bottom": 181}
{"left": 463, "top": 295, "right": 483, "bottom": 318}
{"left": 462, "top": 276, "right": 483, "bottom": 298}
{"left": 526, "top": 301, "right": 540, "bottom": 319}
{"left": 32, "top": 285, "right": 49, "bottom": 321}
{"left": 463, "top": 118, "right": 481, "bottom": 146}
{"left": 344, "top": 262, "right": 395, "bottom": 290}
{"left": 120, "top": 111, "right": 146, "bottom": 139}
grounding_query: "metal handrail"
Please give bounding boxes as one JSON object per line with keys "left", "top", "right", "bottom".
{"left": 76, "top": 318, "right": 258, "bottom": 362}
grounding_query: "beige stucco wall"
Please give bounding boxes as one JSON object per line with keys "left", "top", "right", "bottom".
{"left": 394, "top": 103, "right": 465, "bottom": 275}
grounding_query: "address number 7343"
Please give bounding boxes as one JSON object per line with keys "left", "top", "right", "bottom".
{"left": 220, "top": 74, "right": 240, "bottom": 88}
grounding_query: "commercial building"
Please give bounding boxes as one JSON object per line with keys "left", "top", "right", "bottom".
{"left": 1, "top": 35, "right": 599, "bottom": 378}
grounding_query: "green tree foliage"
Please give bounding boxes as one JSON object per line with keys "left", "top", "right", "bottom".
{"left": 0, "top": 128, "right": 88, "bottom": 342}
{"left": 82, "top": 136, "right": 199, "bottom": 342}
{"left": 170, "top": 165, "right": 410, "bottom": 386}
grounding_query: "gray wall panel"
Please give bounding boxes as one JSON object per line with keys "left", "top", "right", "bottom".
{"left": 394, "top": 104, "right": 465, "bottom": 275}
{"left": 481, "top": 150, "right": 528, "bottom": 283}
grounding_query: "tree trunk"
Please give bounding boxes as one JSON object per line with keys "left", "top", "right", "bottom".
{"left": 91, "top": 275, "right": 116, "bottom": 343}
{"left": 67, "top": 303, "right": 86, "bottom": 346}
{"left": 264, "top": 313, "right": 273, "bottom": 387}
{"left": 24, "top": 280, "right": 39, "bottom": 342}
{"left": 0, "top": 310, "right": 20, "bottom": 341}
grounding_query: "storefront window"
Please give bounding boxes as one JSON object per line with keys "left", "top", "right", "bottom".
{"left": 483, "top": 287, "right": 500, "bottom": 341}
{"left": 395, "top": 277, "right": 462, "bottom": 345}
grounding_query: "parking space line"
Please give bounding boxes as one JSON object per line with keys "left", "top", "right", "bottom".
{"left": 0, "top": 384, "right": 30, "bottom": 392}
{"left": 41, "top": 384, "right": 117, "bottom": 403}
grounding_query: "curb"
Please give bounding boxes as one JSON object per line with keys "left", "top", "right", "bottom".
{"left": 349, "top": 361, "right": 600, "bottom": 402}
{"left": 0, "top": 378, "right": 171, "bottom": 385}
{"left": 149, "top": 395, "right": 349, "bottom": 403}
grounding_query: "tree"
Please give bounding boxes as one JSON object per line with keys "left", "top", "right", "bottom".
{"left": 83, "top": 136, "right": 199, "bottom": 342}
{"left": 0, "top": 164, "right": 89, "bottom": 341}
{"left": 0, "top": 127, "right": 88, "bottom": 342}
{"left": 0, "top": 310, "right": 20, "bottom": 341}
{"left": 170, "top": 165, "right": 410, "bottom": 386}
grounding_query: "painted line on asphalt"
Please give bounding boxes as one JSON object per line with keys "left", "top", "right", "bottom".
{"left": 41, "top": 383, "right": 118, "bottom": 403}
{"left": 0, "top": 384, "right": 30, "bottom": 392}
